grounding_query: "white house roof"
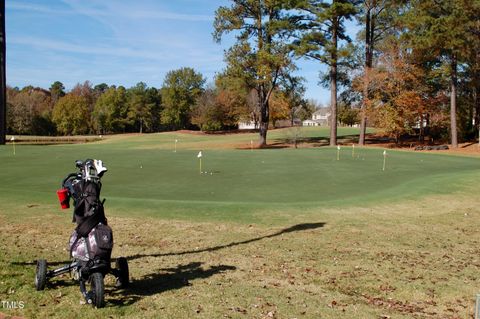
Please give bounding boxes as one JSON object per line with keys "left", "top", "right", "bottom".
{"left": 313, "top": 108, "right": 330, "bottom": 116}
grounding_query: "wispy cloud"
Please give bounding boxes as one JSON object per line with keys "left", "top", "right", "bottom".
{"left": 10, "top": 36, "right": 178, "bottom": 61}
{"left": 121, "top": 10, "right": 213, "bottom": 22}
{"left": 7, "top": 0, "right": 259, "bottom": 97}
{"left": 10, "top": 34, "right": 223, "bottom": 64}
{"left": 9, "top": 1, "right": 214, "bottom": 25}
{"left": 7, "top": 2, "right": 73, "bottom": 15}
{"left": 60, "top": 0, "right": 213, "bottom": 22}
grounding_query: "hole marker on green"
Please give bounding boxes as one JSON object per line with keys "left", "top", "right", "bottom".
{"left": 10, "top": 136, "right": 15, "bottom": 155}
{"left": 197, "top": 151, "right": 203, "bottom": 174}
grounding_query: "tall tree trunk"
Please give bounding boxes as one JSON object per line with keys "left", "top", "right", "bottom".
{"left": 359, "top": 112, "right": 367, "bottom": 145}
{"left": 468, "top": 93, "right": 474, "bottom": 135}
{"left": 476, "top": 82, "right": 480, "bottom": 144}
{"left": 474, "top": 53, "right": 480, "bottom": 144}
{"left": 330, "top": 17, "right": 338, "bottom": 146}
{"left": 450, "top": 54, "right": 458, "bottom": 148}
{"left": 257, "top": 6, "right": 268, "bottom": 148}
{"left": 0, "top": 0, "right": 5, "bottom": 145}
{"left": 359, "top": 3, "right": 372, "bottom": 146}
{"left": 330, "top": 69, "right": 337, "bottom": 146}
{"left": 425, "top": 113, "right": 430, "bottom": 141}
{"left": 259, "top": 101, "right": 269, "bottom": 147}
{"left": 419, "top": 113, "right": 425, "bottom": 143}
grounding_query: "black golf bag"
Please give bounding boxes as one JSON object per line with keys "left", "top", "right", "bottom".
{"left": 35, "top": 159, "right": 128, "bottom": 308}
{"left": 64, "top": 160, "right": 113, "bottom": 267}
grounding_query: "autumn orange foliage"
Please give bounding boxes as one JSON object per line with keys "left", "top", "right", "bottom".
{"left": 355, "top": 45, "right": 448, "bottom": 143}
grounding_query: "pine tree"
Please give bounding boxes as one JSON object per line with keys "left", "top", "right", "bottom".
{"left": 357, "top": 0, "right": 395, "bottom": 145}
{"left": 294, "top": 0, "right": 357, "bottom": 146}
{"left": 213, "top": 0, "right": 300, "bottom": 147}
{"left": 404, "top": 0, "right": 474, "bottom": 147}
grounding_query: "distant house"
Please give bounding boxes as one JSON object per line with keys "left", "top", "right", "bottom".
{"left": 413, "top": 117, "right": 428, "bottom": 129}
{"left": 238, "top": 118, "right": 302, "bottom": 129}
{"left": 238, "top": 121, "right": 258, "bottom": 130}
{"left": 302, "top": 108, "right": 331, "bottom": 126}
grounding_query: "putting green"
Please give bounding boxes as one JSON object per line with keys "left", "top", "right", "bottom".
{"left": 1, "top": 130, "right": 479, "bottom": 223}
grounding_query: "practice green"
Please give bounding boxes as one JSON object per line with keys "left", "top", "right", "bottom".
{"left": 1, "top": 130, "right": 478, "bottom": 223}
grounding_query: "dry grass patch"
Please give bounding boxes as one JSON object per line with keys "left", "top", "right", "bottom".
{"left": 1, "top": 192, "right": 480, "bottom": 318}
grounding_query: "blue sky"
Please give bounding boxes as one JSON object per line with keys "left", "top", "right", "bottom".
{"left": 7, "top": 0, "right": 338, "bottom": 105}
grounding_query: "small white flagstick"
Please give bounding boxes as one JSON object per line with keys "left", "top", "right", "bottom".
{"left": 383, "top": 150, "right": 387, "bottom": 171}
{"left": 250, "top": 140, "right": 253, "bottom": 151}
{"left": 10, "top": 136, "right": 15, "bottom": 155}
{"left": 197, "top": 151, "right": 202, "bottom": 173}
{"left": 352, "top": 143, "right": 355, "bottom": 158}
{"left": 174, "top": 139, "right": 178, "bottom": 153}
{"left": 337, "top": 145, "right": 341, "bottom": 161}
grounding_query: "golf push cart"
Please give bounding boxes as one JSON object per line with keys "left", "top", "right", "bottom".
{"left": 34, "top": 159, "right": 129, "bottom": 308}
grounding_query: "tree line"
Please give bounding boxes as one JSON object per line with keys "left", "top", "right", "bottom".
{"left": 6, "top": 66, "right": 313, "bottom": 136}
{"left": 213, "top": 0, "right": 479, "bottom": 147}
{"left": 7, "top": 0, "right": 479, "bottom": 148}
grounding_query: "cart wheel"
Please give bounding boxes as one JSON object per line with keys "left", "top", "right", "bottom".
{"left": 89, "top": 272, "right": 105, "bottom": 308}
{"left": 115, "top": 257, "right": 129, "bottom": 288}
{"left": 35, "top": 259, "right": 47, "bottom": 291}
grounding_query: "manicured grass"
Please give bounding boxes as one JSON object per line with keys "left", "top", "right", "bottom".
{"left": 1, "top": 128, "right": 480, "bottom": 318}
{"left": 0, "top": 128, "right": 478, "bottom": 223}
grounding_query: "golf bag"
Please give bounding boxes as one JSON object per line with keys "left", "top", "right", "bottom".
{"left": 36, "top": 159, "right": 129, "bottom": 308}
{"left": 66, "top": 160, "right": 113, "bottom": 264}
{"left": 69, "top": 223, "right": 113, "bottom": 262}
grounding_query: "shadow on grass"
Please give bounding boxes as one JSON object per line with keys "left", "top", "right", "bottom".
{"left": 13, "top": 223, "right": 325, "bottom": 306}
{"left": 236, "top": 144, "right": 290, "bottom": 150}
{"left": 272, "top": 134, "right": 362, "bottom": 146}
{"left": 14, "top": 223, "right": 326, "bottom": 266}
{"left": 108, "top": 223, "right": 325, "bottom": 306}
{"left": 269, "top": 133, "right": 394, "bottom": 148}
{"left": 47, "top": 278, "right": 77, "bottom": 289}
{"left": 108, "top": 262, "right": 236, "bottom": 306}
{"left": 126, "top": 222, "right": 326, "bottom": 261}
